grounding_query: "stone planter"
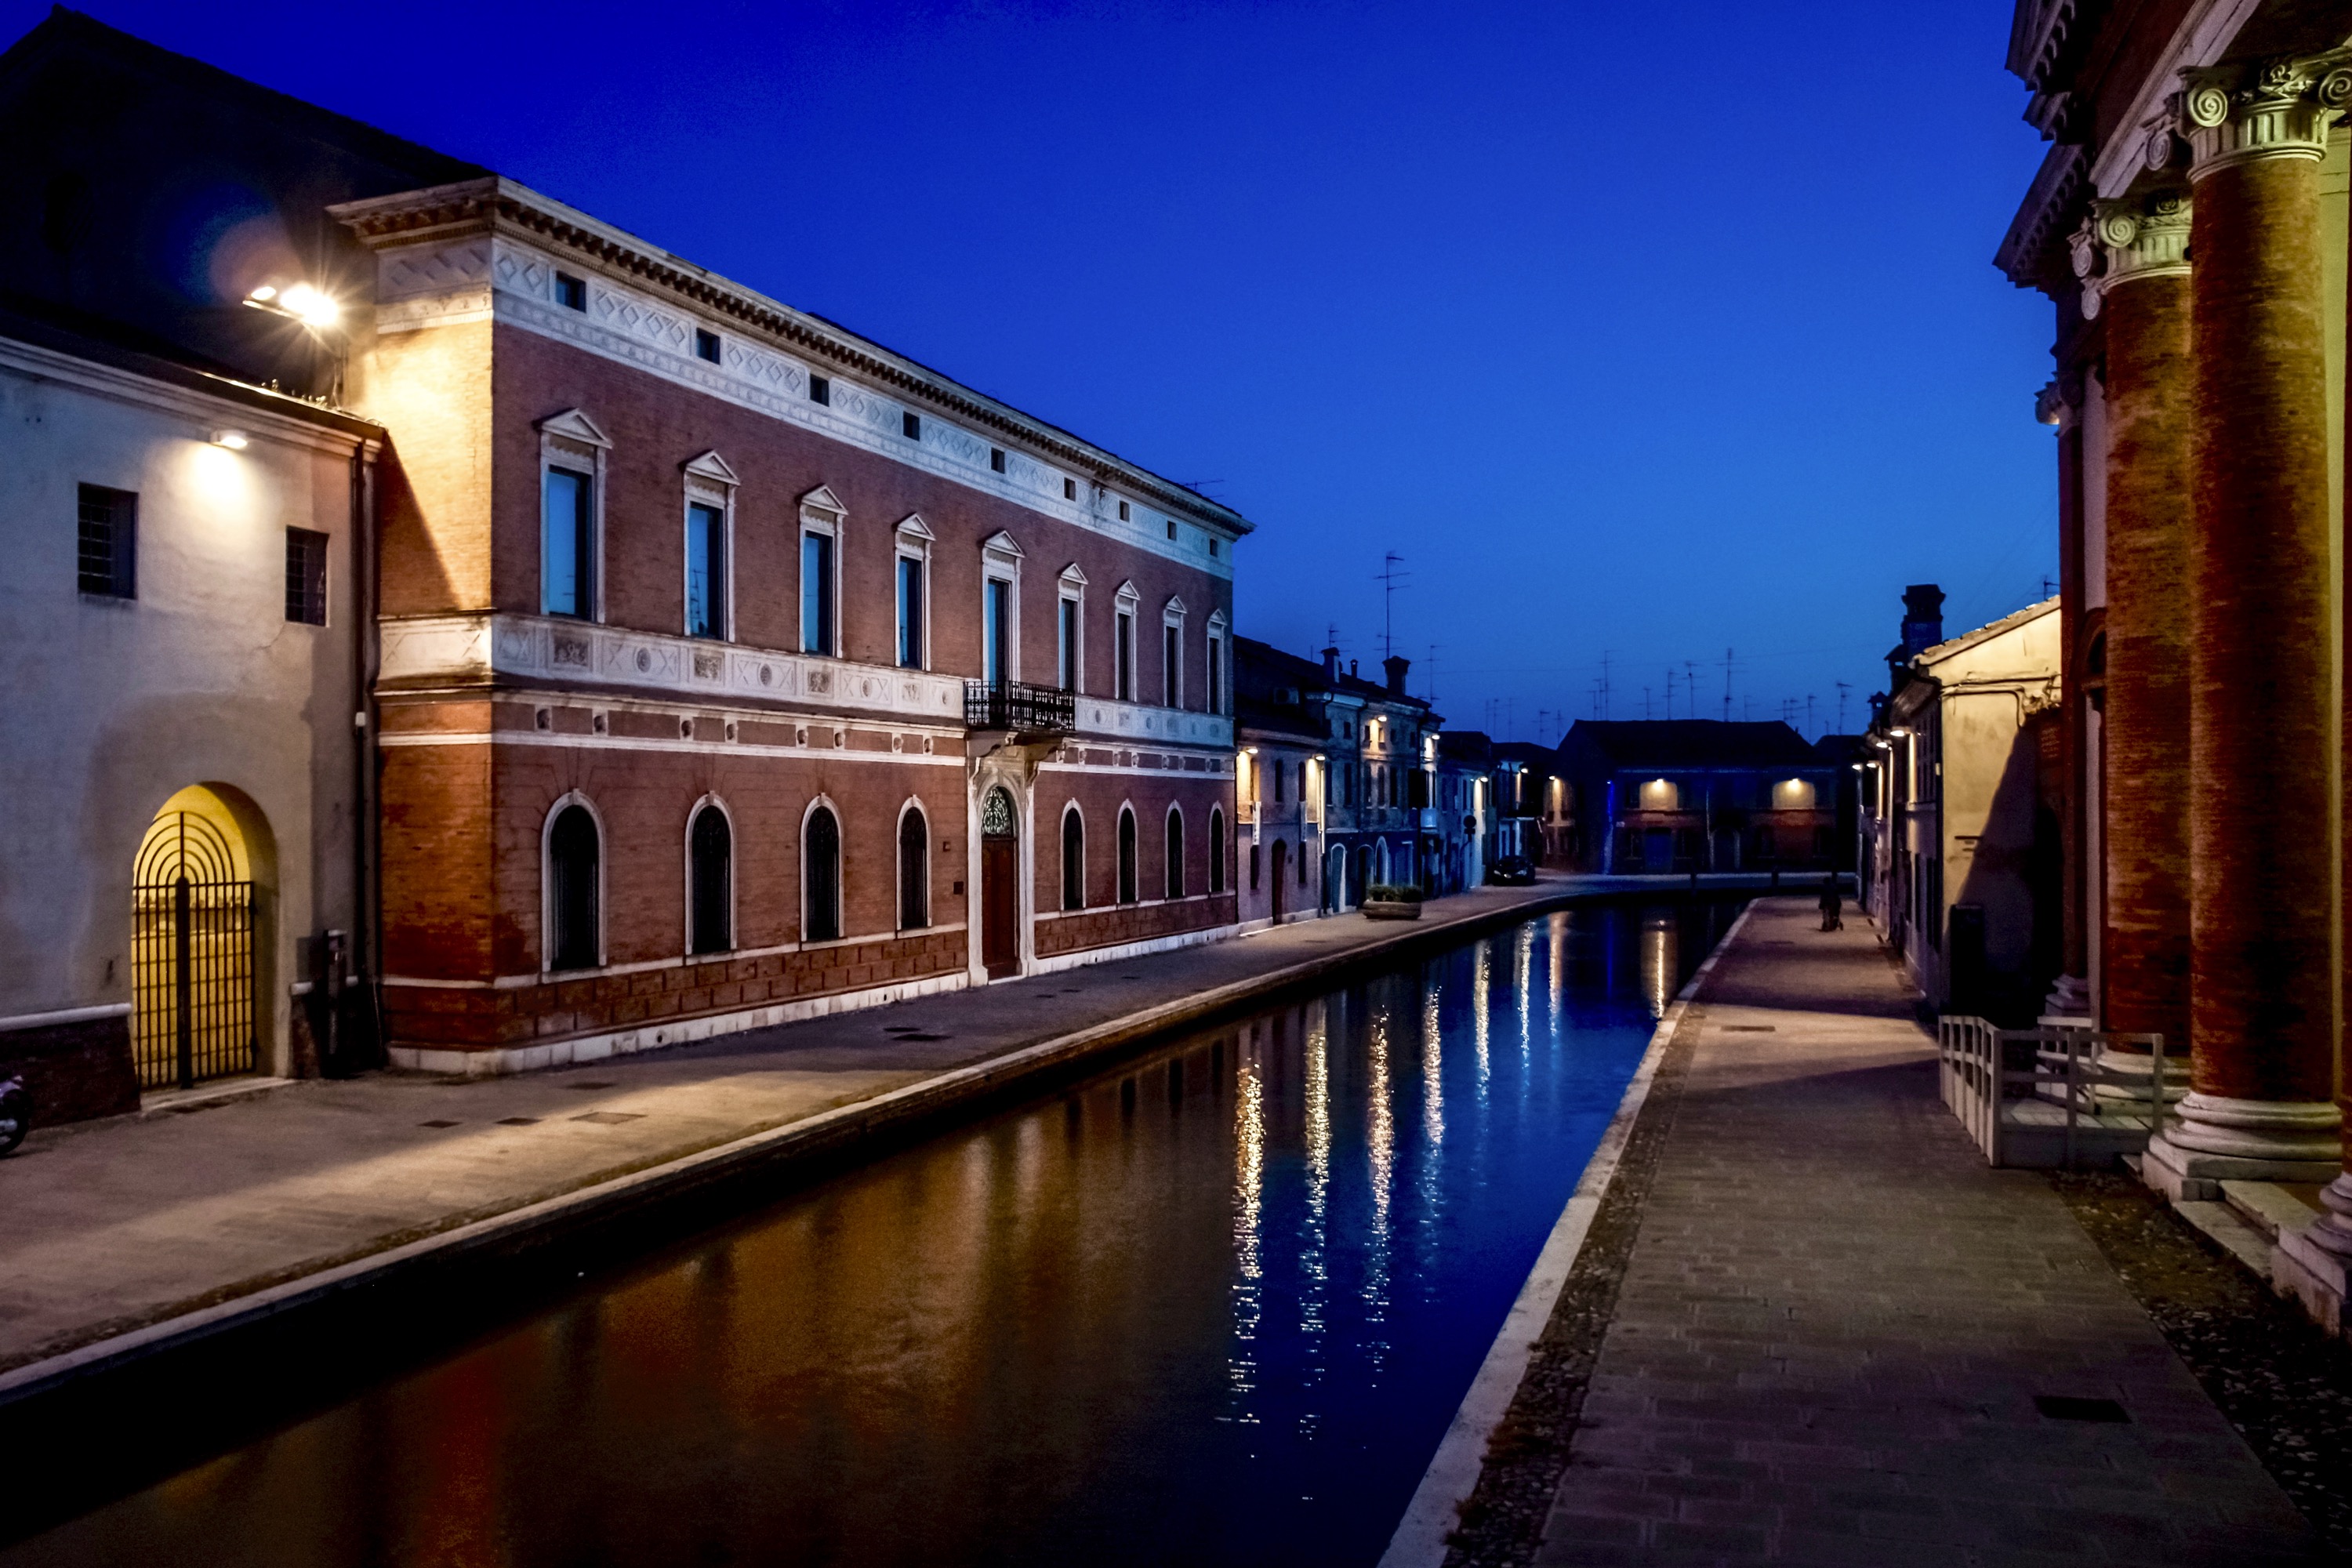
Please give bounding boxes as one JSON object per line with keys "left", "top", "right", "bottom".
{"left": 1363, "top": 899, "right": 1423, "bottom": 921}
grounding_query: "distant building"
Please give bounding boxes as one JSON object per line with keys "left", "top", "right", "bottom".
{"left": 1555, "top": 721, "right": 1840, "bottom": 875}
{"left": 1859, "top": 590, "right": 2063, "bottom": 1019}
{"left": 1232, "top": 641, "right": 1328, "bottom": 928}
{"left": 1488, "top": 742, "right": 1564, "bottom": 867}
{"left": 1434, "top": 731, "right": 1493, "bottom": 891}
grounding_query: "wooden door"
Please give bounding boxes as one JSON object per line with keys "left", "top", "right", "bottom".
{"left": 982, "top": 836, "right": 1019, "bottom": 978}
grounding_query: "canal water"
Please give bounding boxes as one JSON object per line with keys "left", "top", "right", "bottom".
{"left": 7, "top": 898, "right": 1739, "bottom": 1568}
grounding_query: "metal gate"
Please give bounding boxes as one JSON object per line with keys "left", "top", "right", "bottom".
{"left": 131, "top": 811, "right": 256, "bottom": 1090}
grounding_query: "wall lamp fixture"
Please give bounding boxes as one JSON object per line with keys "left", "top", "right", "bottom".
{"left": 210, "top": 430, "right": 249, "bottom": 450}
{"left": 245, "top": 281, "right": 342, "bottom": 331}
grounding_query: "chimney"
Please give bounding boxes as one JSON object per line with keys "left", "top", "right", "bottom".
{"left": 1383, "top": 654, "right": 1410, "bottom": 695}
{"left": 1900, "top": 584, "right": 1945, "bottom": 656}
{"left": 1349, "top": 659, "right": 1359, "bottom": 678}
{"left": 1322, "top": 646, "right": 1340, "bottom": 681}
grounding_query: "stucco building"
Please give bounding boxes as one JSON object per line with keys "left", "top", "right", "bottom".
{"left": 1555, "top": 720, "right": 1841, "bottom": 876}
{"left": 1860, "top": 594, "right": 2063, "bottom": 1018}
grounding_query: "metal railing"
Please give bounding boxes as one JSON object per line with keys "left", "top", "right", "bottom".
{"left": 964, "top": 680, "right": 1075, "bottom": 735}
{"left": 1937, "top": 1016, "right": 2176, "bottom": 1168}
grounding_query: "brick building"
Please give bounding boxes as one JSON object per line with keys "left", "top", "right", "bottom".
{"left": 1555, "top": 720, "right": 1840, "bottom": 875}
{"left": 0, "top": 12, "right": 1247, "bottom": 1083}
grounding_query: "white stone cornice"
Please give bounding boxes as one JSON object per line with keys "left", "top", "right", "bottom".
{"left": 2180, "top": 50, "right": 2352, "bottom": 177}
{"left": 2070, "top": 191, "right": 2193, "bottom": 318}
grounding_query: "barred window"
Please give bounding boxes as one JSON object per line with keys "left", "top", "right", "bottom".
{"left": 78, "top": 484, "right": 136, "bottom": 598}
{"left": 285, "top": 528, "right": 328, "bottom": 625}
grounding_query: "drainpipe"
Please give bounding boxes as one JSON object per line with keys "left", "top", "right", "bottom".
{"left": 350, "top": 439, "right": 383, "bottom": 1069}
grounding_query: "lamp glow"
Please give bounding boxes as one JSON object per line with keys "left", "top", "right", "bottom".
{"left": 211, "top": 430, "right": 249, "bottom": 449}
{"left": 279, "top": 283, "right": 340, "bottom": 328}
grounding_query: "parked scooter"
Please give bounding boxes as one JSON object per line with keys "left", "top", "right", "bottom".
{"left": 0, "top": 1075, "right": 27, "bottom": 1156}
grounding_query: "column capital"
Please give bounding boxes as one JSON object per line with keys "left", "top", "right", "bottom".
{"left": 2069, "top": 191, "right": 2191, "bottom": 319}
{"left": 2177, "top": 49, "right": 2352, "bottom": 177}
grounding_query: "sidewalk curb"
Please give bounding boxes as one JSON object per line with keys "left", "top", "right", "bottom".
{"left": 1375, "top": 898, "right": 1758, "bottom": 1568}
{"left": 0, "top": 882, "right": 1608, "bottom": 1411}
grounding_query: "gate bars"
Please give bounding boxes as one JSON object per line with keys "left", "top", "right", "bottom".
{"left": 130, "top": 811, "right": 257, "bottom": 1090}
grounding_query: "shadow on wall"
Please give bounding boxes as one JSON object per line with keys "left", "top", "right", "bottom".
{"left": 1947, "top": 725, "right": 2059, "bottom": 1025}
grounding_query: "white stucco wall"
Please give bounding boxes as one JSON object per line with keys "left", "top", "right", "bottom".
{"left": 0, "top": 337, "right": 368, "bottom": 1076}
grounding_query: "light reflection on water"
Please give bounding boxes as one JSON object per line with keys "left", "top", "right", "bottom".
{"left": 5, "top": 900, "right": 1741, "bottom": 1568}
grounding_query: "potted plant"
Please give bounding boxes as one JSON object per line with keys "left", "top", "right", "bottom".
{"left": 1363, "top": 883, "right": 1423, "bottom": 920}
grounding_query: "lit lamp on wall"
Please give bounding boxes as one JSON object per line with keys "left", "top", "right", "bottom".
{"left": 244, "top": 281, "right": 341, "bottom": 330}
{"left": 209, "top": 430, "right": 249, "bottom": 449}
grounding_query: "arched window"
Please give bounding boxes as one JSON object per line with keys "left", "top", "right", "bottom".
{"left": 1118, "top": 808, "right": 1138, "bottom": 905}
{"left": 688, "top": 803, "right": 731, "bottom": 954}
{"left": 898, "top": 806, "right": 929, "bottom": 931}
{"left": 805, "top": 804, "right": 841, "bottom": 942}
{"left": 1209, "top": 808, "right": 1226, "bottom": 895}
{"left": 1166, "top": 808, "right": 1186, "bottom": 899}
{"left": 1062, "top": 807, "right": 1085, "bottom": 912}
{"left": 548, "top": 802, "right": 601, "bottom": 971}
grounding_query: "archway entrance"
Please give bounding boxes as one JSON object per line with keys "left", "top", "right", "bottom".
{"left": 980, "top": 786, "right": 1021, "bottom": 980}
{"left": 132, "top": 789, "right": 259, "bottom": 1089}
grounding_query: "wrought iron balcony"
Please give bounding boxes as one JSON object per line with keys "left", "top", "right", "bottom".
{"left": 964, "top": 679, "right": 1076, "bottom": 735}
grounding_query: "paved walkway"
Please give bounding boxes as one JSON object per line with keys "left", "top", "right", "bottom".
{"left": 1530, "top": 898, "right": 2321, "bottom": 1566}
{"left": 0, "top": 881, "right": 1567, "bottom": 1388}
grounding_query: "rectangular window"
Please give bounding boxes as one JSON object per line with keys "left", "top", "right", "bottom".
{"left": 1118, "top": 500, "right": 1131, "bottom": 521}
{"left": 543, "top": 467, "right": 593, "bottom": 618}
{"left": 555, "top": 273, "right": 586, "bottom": 310}
{"left": 1207, "top": 637, "right": 1223, "bottom": 715}
{"left": 1165, "top": 520, "right": 1177, "bottom": 541}
{"left": 695, "top": 328, "right": 721, "bottom": 363}
{"left": 984, "top": 579, "right": 1012, "bottom": 686}
{"left": 1058, "top": 597, "right": 1080, "bottom": 691}
{"left": 897, "top": 555, "right": 925, "bottom": 669}
{"left": 1163, "top": 624, "right": 1179, "bottom": 707}
{"left": 285, "top": 527, "right": 328, "bottom": 625}
{"left": 686, "top": 502, "right": 725, "bottom": 638}
{"left": 809, "top": 374, "right": 831, "bottom": 405}
{"left": 902, "top": 411, "right": 921, "bottom": 440}
{"left": 1063, "top": 477, "right": 1077, "bottom": 500}
{"left": 77, "top": 484, "right": 136, "bottom": 598}
{"left": 801, "top": 529, "right": 835, "bottom": 654}
{"left": 1116, "top": 610, "right": 1134, "bottom": 701}
{"left": 990, "top": 447, "right": 1006, "bottom": 474}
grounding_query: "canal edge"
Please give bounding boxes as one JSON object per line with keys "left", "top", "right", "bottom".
{"left": 1375, "top": 898, "right": 1759, "bottom": 1568}
{"left": 0, "top": 883, "right": 1599, "bottom": 1413}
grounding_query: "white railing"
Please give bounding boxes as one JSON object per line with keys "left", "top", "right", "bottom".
{"left": 1937, "top": 1017, "right": 2178, "bottom": 1168}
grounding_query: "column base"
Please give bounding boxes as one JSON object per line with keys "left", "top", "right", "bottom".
{"left": 2276, "top": 1227, "right": 2352, "bottom": 1338}
{"left": 2141, "top": 1131, "right": 2341, "bottom": 1202}
{"left": 2042, "top": 972, "right": 2091, "bottom": 1018}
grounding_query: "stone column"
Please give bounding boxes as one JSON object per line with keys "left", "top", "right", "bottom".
{"left": 2077, "top": 194, "right": 2194, "bottom": 1081}
{"left": 2146, "top": 54, "right": 2350, "bottom": 1200}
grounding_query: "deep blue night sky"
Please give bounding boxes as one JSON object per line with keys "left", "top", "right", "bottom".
{"left": 8, "top": 1, "right": 2060, "bottom": 742}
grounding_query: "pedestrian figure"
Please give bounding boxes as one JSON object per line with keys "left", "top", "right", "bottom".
{"left": 1819, "top": 876, "right": 1842, "bottom": 932}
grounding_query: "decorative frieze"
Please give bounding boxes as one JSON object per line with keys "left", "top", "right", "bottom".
{"left": 2067, "top": 191, "right": 2190, "bottom": 319}
{"left": 379, "top": 612, "right": 1235, "bottom": 749}
{"left": 2179, "top": 51, "right": 2352, "bottom": 177}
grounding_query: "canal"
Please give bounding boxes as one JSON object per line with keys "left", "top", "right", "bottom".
{"left": 5, "top": 898, "right": 1740, "bottom": 1568}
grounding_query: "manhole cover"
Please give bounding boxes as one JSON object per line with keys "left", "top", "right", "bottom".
{"left": 572, "top": 1112, "right": 644, "bottom": 1126}
{"left": 495, "top": 1116, "right": 539, "bottom": 1127}
{"left": 418, "top": 1119, "right": 460, "bottom": 1129}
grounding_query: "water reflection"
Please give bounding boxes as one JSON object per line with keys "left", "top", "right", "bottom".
{"left": 6, "top": 899, "right": 1742, "bottom": 1568}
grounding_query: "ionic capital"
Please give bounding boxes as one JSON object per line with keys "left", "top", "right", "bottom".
{"left": 2068, "top": 192, "right": 2190, "bottom": 319}
{"left": 2177, "top": 50, "right": 2352, "bottom": 177}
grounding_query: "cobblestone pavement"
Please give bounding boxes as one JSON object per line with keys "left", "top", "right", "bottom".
{"left": 0, "top": 882, "right": 1566, "bottom": 1381}
{"left": 1516, "top": 898, "right": 2322, "bottom": 1567}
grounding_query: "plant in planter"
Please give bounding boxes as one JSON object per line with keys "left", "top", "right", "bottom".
{"left": 1362, "top": 883, "right": 1423, "bottom": 920}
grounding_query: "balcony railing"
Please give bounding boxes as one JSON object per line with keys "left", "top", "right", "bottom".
{"left": 964, "top": 679, "right": 1076, "bottom": 735}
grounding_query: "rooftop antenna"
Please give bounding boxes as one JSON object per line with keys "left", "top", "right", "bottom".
{"left": 1722, "top": 648, "right": 1734, "bottom": 721}
{"left": 1685, "top": 659, "right": 1699, "bottom": 720}
{"left": 1644, "top": 685, "right": 1654, "bottom": 720}
{"left": 1806, "top": 693, "right": 1817, "bottom": 737}
{"left": 1376, "top": 552, "right": 1408, "bottom": 659}
{"left": 1664, "top": 666, "right": 1675, "bottom": 720}
{"left": 1426, "top": 641, "right": 1443, "bottom": 704}
{"left": 1835, "top": 681, "right": 1852, "bottom": 733}
{"left": 1600, "top": 650, "right": 1613, "bottom": 720}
